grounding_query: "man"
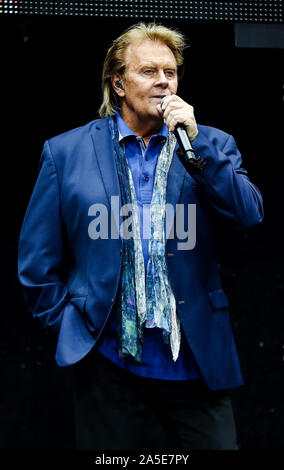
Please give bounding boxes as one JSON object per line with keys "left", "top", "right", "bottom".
{"left": 18, "top": 23, "right": 263, "bottom": 450}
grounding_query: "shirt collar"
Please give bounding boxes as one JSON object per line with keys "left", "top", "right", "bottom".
{"left": 115, "top": 110, "right": 168, "bottom": 142}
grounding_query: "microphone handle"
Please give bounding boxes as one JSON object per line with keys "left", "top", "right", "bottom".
{"left": 174, "top": 124, "right": 197, "bottom": 161}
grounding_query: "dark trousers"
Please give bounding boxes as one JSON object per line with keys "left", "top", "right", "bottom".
{"left": 72, "top": 348, "right": 238, "bottom": 451}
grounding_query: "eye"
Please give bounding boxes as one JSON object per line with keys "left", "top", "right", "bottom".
{"left": 165, "top": 70, "right": 176, "bottom": 78}
{"left": 144, "top": 69, "right": 154, "bottom": 75}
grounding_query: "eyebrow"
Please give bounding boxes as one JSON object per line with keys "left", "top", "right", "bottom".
{"left": 139, "top": 62, "right": 177, "bottom": 70}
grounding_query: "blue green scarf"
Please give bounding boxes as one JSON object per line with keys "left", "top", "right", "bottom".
{"left": 109, "top": 116, "right": 181, "bottom": 363}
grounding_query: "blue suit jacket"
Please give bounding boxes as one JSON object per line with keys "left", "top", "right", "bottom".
{"left": 18, "top": 117, "right": 263, "bottom": 390}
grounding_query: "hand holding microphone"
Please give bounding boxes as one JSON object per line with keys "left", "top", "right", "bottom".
{"left": 158, "top": 95, "right": 205, "bottom": 170}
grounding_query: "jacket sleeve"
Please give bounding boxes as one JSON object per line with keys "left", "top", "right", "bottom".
{"left": 18, "top": 140, "right": 70, "bottom": 333}
{"left": 190, "top": 128, "right": 264, "bottom": 229}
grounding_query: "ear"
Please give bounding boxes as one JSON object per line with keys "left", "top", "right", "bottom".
{"left": 112, "top": 74, "right": 125, "bottom": 97}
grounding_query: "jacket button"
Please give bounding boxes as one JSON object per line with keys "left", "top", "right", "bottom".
{"left": 111, "top": 298, "right": 114, "bottom": 303}
{"left": 120, "top": 249, "right": 123, "bottom": 255}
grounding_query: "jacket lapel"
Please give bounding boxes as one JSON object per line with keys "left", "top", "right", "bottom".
{"left": 90, "top": 118, "right": 122, "bottom": 239}
{"left": 166, "top": 146, "right": 187, "bottom": 240}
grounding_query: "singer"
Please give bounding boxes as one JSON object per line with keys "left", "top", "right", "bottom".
{"left": 18, "top": 23, "right": 264, "bottom": 450}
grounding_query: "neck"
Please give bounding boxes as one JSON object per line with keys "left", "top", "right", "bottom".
{"left": 120, "top": 111, "right": 163, "bottom": 147}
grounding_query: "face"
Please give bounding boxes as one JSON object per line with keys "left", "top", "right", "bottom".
{"left": 115, "top": 39, "right": 178, "bottom": 129}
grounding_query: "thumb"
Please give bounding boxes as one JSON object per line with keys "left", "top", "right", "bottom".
{"left": 156, "top": 103, "right": 164, "bottom": 116}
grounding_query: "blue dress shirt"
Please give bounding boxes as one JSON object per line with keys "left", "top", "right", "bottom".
{"left": 97, "top": 112, "right": 201, "bottom": 380}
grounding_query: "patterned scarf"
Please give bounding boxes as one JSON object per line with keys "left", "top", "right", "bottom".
{"left": 109, "top": 116, "right": 181, "bottom": 363}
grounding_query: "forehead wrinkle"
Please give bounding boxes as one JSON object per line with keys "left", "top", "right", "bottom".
{"left": 140, "top": 61, "right": 177, "bottom": 69}
{"left": 124, "top": 40, "right": 177, "bottom": 72}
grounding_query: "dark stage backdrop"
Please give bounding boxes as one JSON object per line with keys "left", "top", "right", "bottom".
{"left": 0, "top": 15, "right": 283, "bottom": 451}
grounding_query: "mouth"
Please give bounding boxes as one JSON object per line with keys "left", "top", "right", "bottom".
{"left": 151, "top": 94, "right": 170, "bottom": 103}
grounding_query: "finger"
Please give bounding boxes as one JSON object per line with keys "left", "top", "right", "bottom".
{"left": 167, "top": 113, "right": 196, "bottom": 132}
{"left": 160, "top": 95, "right": 172, "bottom": 113}
{"left": 156, "top": 103, "right": 164, "bottom": 116}
{"left": 166, "top": 105, "right": 195, "bottom": 127}
{"left": 167, "top": 116, "right": 182, "bottom": 132}
{"left": 165, "top": 109, "right": 189, "bottom": 127}
{"left": 163, "top": 100, "right": 190, "bottom": 120}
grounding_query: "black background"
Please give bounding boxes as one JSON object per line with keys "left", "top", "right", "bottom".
{"left": 0, "top": 14, "right": 283, "bottom": 451}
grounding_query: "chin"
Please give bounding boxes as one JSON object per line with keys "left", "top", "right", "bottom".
{"left": 138, "top": 108, "right": 162, "bottom": 123}
{"left": 148, "top": 109, "right": 163, "bottom": 120}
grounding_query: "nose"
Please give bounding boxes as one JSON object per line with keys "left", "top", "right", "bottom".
{"left": 155, "top": 70, "right": 168, "bottom": 87}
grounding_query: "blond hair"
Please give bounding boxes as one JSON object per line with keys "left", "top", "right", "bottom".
{"left": 98, "top": 22, "right": 187, "bottom": 118}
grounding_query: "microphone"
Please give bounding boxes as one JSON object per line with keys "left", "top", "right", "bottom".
{"left": 173, "top": 123, "right": 196, "bottom": 161}
{"left": 160, "top": 97, "right": 205, "bottom": 170}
